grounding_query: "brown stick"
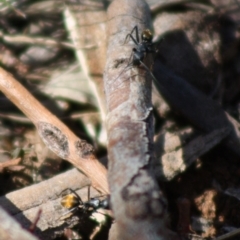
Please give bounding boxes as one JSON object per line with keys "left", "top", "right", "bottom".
{"left": 0, "top": 157, "right": 21, "bottom": 172}
{"left": 154, "top": 127, "right": 230, "bottom": 181}
{"left": 104, "top": 0, "right": 176, "bottom": 239}
{"left": 0, "top": 207, "right": 39, "bottom": 240}
{"left": 0, "top": 169, "right": 103, "bottom": 238}
{"left": 0, "top": 67, "right": 109, "bottom": 194}
{"left": 64, "top": 0, "right": 108, "bottom": 121}
{"left": 0, "top": 169, "right": 90, "bottom": 215}
{"left": 0, "top": 30, "right": 75, "bottom": 49}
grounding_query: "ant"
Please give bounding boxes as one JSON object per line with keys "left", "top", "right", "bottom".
{"left": 124, "top": 25, "right": 155, "bottom": 66}
{"left": 59, "top": 188, "right": 110, "bottom": 221}
{"left": 114, "top": 25, "right": 158, "bottom": 84}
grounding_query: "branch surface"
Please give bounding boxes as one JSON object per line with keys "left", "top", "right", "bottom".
{"left": 64, "top": 0, "right": 108, "bottom": 120}
{"left": 0, "top": 169, "right": 102, "bottom": 239}
{"left": 154, "top": 127, "right": 230, "bottom": 181}
{"left": 0, "top": 207, "right": 39, "bottom": 240}
{"left": 104, "top": 0, "right": 175, "bottom": 239}
{"left": 0, "top": 67, "right": 108, "bottom": 194}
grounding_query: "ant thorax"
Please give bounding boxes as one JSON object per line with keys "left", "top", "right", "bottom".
{"left": 112, "top": 26, "right": 157, "bottom": 87}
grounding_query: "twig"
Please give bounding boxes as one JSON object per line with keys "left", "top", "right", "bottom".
{"left": 104, "top": 0, "right": 176, "bottom": 239}
{"left": 0, "top": 157, "right": 21, "bottom": 172}
{"left": 0, "top": 207, "right": 39, "bottom": 240}
{"left": 0, "top": 67, "right": 109, "bottom": 194}
{"left": 0, "top": 168, "right": 103, "bottom": 238}
{"left": 0, "top": 113, "right": 31, "bottom": 123}
{"left": 63, "top": 0, "right": 108, "bottom": 124}
{"left": 0, "top": 31, "right": 76, "bottom": 49}
{"left": 29, "top": 209, "right": 42, "bottom": 233}
{"left": 154, "top": 127, "right": 230, "bottom": 181}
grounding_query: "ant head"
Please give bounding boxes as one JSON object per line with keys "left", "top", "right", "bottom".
{"left": 141, "top": 29, "right": 153, "bottom": 43}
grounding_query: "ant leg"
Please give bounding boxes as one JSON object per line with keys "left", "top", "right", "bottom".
{"left": 128, "top": 34, "right": 140, "bottom": 46}
{"left": 123, "top": 33, "right": 139, "bottom": 45}
{"left": 132, "top": 25, "right": 139, "bottom": 43}
{"left": 128, "top": 25, "right": 139, "bottom": 43}
{"left": 123, "top": 33, "right": 130, "bottom": 44}
{"left": 112, "top": 63, "right": 134, "bottom": 87}
{"left": 123, "top": 25, "right": 140, "bottom": 45}
{"left": 117, "top": 50, "right": 134, "bottom": 78}
{"left": 111, "top": 48, "right": 135, "bottom": 85}
{"left": 139, "top": 60, "right": 158, "bottom": 84}
{"left": 59, "top": 206, "right": 79, "bottom": 221}
{"left": 127, "top": 49, "right": 134, "bottom": 65}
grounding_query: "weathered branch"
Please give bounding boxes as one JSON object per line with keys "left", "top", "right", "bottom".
{"left": 0, "top": 30, "right": 75, "bottom": 49}
{"left": 0, "top": 206, "right": 39, "bottom": 240}
{"left": 154, "top": 127, "right": 230, "bottom": 181}
{"left": 0, "top": 67, "right": 108, "bottom": 194}
{"left": 0, "top": 157, "right": 21, "bottom": 172}
{"left": 104, "top": 0, "right": 176, "bottom": 239}
{"left": 64, "top": 0, "right": 108, "bottom": 123}
{"left": 0, "top": 168, "right": 102, "bottom": 239}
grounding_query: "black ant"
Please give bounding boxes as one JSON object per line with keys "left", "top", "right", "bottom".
{"left": 114, "top": 25, "right": 158, "bottom": 84}
{"left": 59, "top": 188, "right": 110, "bottom": 221}
{"left": 124, "top": 25, "right": 155, "bottom": 66}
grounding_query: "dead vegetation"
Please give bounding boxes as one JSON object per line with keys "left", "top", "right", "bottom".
{"left": 0, "top": 0, "right": 240, "bottom": 239}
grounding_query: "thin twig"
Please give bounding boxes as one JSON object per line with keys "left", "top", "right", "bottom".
{"left": 0, "top": 207, "right": 39, "bottom": 240}
{"left": 0, "top": 168, "right": 105, "bottom": 238}
{"left": 0, "top": 157, "right": 21, "bottom": 172}
{"left": 0, "top": 67, "right": 109, "bottom": 194}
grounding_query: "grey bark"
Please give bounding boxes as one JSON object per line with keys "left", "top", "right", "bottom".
{"left": 104, "top": 0, "right": 176, "bottom": 239}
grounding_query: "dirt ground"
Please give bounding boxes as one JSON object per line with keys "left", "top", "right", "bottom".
{"left": 0, "top": 0, "right": 240, "bottom": 239}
